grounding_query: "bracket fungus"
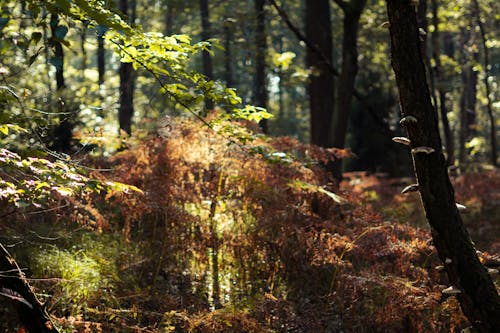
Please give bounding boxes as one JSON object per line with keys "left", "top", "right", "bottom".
{"left": 442, "top": 286, "right": 461, "bottom": 295}
{"left": 392, "top": 137, "right": 411, "bottom": 146}
{"left": 401, "top": 184, "right": 419, "bottom": 194}
{"left": 399, "top": 115, "right": 418, "bottom": 126}
{"left": 411, "top": 146, "right": 435, "bottom": 154}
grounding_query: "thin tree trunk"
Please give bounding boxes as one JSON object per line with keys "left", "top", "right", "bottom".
{"left": 254, "top": 0, "right": 268, "bottom": 133}
{"left": 50, "top": 13, "right": 72, "bottom": 153}
{"left": 430, "top": 0, "right": 454, "bottom": 165}
{"left": 277, "top": 35, "right": 285, "bottom": 125}
{"left": 386, "top": 1, "right": 500, "bottom": 331}
{"left": 80, "top": 22, "right": 88, "bottom": 79}
{"left": 458, "top": 29, "right": 478, "bottom": 165}
{"left": 97, "top": 25, "right": 106, "bottom": 88}
{"left": 305, "top": 0, "right": 334, "bottom": 147}
{"left": 50, "top": 14, "right": 65, "bottom": 90}
{"left": 330, "top": 0, "right": 366, "bottom": 179}
{"left": 418, "top": 0, "right": 436, "bottom": 106}
{"left": 118, "top": 0, "right": 135, "bottom": 136}
{"left": 200, "top": 0, "right": 214, "bottom": 115}
{"left": 471, "top": 0, "right": 497, "bottom": 167}
{"left": 0, "top": 244, "right": 59, "bottom": 333}
{"left": 223, "top": 18, "right": 234, "bottom": 88}
{"left": 164, "top": 2, "right": 174, "bottom": 36}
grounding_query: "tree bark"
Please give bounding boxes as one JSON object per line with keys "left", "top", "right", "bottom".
{"left": 471, "top": 0, "right": 497, "bottom": 167}
{"left": 254, "top": 0, "right": 268, "bottom": 133}
{"left": 386, "top": 1, "right": 500, "bottom": 331}
{"left": 200, "top": 0, "right": 214, "bottom": 115}
{"left": 0, "top": 244, "right": 59, "bottom": 333}
{"left": 458, "top": 29, "right": 478, "bottom": 165}
{"left": 223, "top": 18, "right": 234, "bottom": 88}
{"left": 305, "top": 0, "right": 334, "bottom": 147}
{"left": 430, "top": 0, "right": 454, "bottom": 165}
{"left": 118, "top": 0, "right": 135, "bottom": 136}
{"left": 50, "top": 13, "right": 72, "bottom": 153}
{"left": 97, "top": 25, "right": 106, "bottom": 88}
{"left": 330, "top": 0, "right": 366, "bottom": 179}
{"left": 164, "top": 1, "right": 174, "bottom": 36}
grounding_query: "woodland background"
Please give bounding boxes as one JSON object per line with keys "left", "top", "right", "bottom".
{"left": 0, "top": 0, "right": 499, "bottom": 332}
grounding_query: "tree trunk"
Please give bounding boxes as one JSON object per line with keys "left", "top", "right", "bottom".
{"left": 458, "top": 29, "right": 478, "bottom": 165}
{"left": 97, "top": 25, "right": 106, "bottom": 88}
{"left": 199, "top": 0, "right": 214, "bottom": 115}
{"left": 118, "top": 0, "right": 135, "bottom": 136}
{"left": 431, "top": 0, "right": 455, "bottom": 165}
{"left": 305, "top": 0, "right": 334, "bottom": 147}
{"left": 254, "top": 0, "right": 268, "bottom": 133}
{"left": 0, "top": 244, "right": 59, "bottom": 333}
{"left": 430, "top": 0, "right": 454, "bottom": 165}
{"left": 50, "top": 13, "right": 72, "bottom": 153}
{"left": 471, "top": 0, "right": 497, "bottom": 167}
{"left": 386, "top": 1, "right": 500, "bottom": 331}
{"left": 80, "top": 21, "right": 88, "bottom": 79}
{"left": 330, "top": 0, "right": 366, "bottom": 179}
{"left": 164, "top": 2, "right": 174, "bottom": 36}
{"left": 223, "top": 18, "right": 234, "bottom": 88}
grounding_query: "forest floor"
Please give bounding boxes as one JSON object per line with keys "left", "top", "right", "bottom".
{"left": 1, "top": 120, "right": 499, "bottom": 333}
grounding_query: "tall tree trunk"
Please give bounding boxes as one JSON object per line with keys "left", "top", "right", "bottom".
{"left": 254, "top": 0, "right": 268, "bottom": 133}
{"left": 50, "top": 13, "right": 72, "bottom": 153}
{"left": 118, "top": 0, "right": 135, "bottom": 136}
{"left": 97, "top": 25, "right": 106, "bottom": 88}
{"left": 305, "top": 0, "right": 334, "bottom": 147}
{"left": 0, "top": 244, "right": 59, "bottom": 333}
{"left": 430, "top": 0, "right": 454, "bottom": 165}
{"left": 330, "top": 0, "right": 366, "bottom": 179}
{"left": 223, "top": 18, "right": 234, "bottom": 88}
{"left": 386, "top": 1, "right": 500, "bottom": 331}
{"left": 471, "top": 0, "right": 498, "bottom": 167}
{"left": 50, "top": 14, "right": 65, "bottom": 91}
{"left": 80, "top": 21, "right": 88, "bottom": 79}
{"left": 277, "top": 35, "right": 285, "bottom": 126}
{"left": 199, "top": 0, "right": 214, "bottom": 115}
{"left": 458, "top": 29, "right": 478, "bottom": 165}
{"left": 164, "top": 2, "right": 174, "bottom": 36}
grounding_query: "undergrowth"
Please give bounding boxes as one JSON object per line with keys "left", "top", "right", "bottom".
{"left": 3, "top": 118, "right": 496, "bottom": 332}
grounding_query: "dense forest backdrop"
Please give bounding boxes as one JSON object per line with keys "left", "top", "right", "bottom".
{"left": 0, "top": 0, "right": 499, "bottom": 332}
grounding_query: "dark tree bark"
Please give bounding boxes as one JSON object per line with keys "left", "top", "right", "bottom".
{"left": 223, "top": 18, "right": 234, "bottom": 88}
{"left": 118, "top": 0, "right": 136, "bottom": 136}
{"left": 254, "top": 0, "right": 268, "bottom": 133}
{"left": 471, "top": 0, "right": 497, "bottom": 167}
{"left": 277, "top": 35, "right": 285, "bottom": 124}
{"left": 386, "top": 1, "right": 500, "bottom": 331}
{"left": 50, "top": 14, "right": 65, "bottom": 91}
{"left": 305, "top": 0, "right": 334, "bottom": 147}
{"left": 0, "top": 244, "right": 59, "bottom": 333}
{"left": 96, "top": 25, "right": 106, "bottom": 88}
{"left": 50, "top": 13, "right": 72, "bottom": 153}
{"left": 269, "top": 0, "right": 395, "bottom": 138}
{"left": 199, "top": 0, "right": 214, "bottom": 115}
{"left": 164, "top": 1, "right": 174, "bottom": 36}
{"left": 330, "top": 0, "right": 367, "bottom": 179}
{"left": 80, "top": 21, "right": 88, "bottom": 78}
{"left": 430, "top": 0, "right": 455, "bottom": 165}
{"left": 458, "top": 29, "right": 478, "bottom": 165}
